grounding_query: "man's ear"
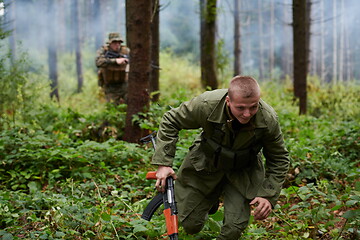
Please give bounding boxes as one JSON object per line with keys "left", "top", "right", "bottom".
{"left": 225, "top": 96, "right": 230, "bottom": 107}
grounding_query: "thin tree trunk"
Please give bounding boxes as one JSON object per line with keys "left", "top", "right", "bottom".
{"left": 48, "top": 0, "right": 60, "bottom": 102}
{"left": 94, "top": 0, "right": 104, "bottom": 50}
{"left": 345, "top": 20, "right": 351, "bottom": 81}
{"left": 269, "top": 0, "right": 275, "bottom": 79}
{"left": 309, "top": 4, "right": 316, "bottom": 77}
{"left": 124, "top": 0, "right": 152, "bottom": 143}
{"left": 338, "top": 0, "right": 344, "bottom": 82}
{"left": 332, "top": 0, "right": 337, "bottom": 84}
{"left": 283, "top": 0, "right": 292, "bottom": 79}
{"left": 320, "top": 0, "right": 326, "bottom": 83}
{"left": 58, "top": 0, "right": 66, "bottom": 52}
{"left": 257, "top": 0, "right": 264, "bottom": 80}
{"left": 150, "top": 0, "right": 160, "bottom": 101}
{"left": 200, "top": 0, "right": 218, "bottom": 89}
{"left": 233, "top": 0, "right": 241, "bottom": 76}
{"left": 72, "top": 0, "right": 83, "bottom": 93}
{"left": 4, "top": 0, "right": 16, "bottom": 63}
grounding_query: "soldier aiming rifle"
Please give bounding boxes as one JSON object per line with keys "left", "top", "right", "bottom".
{"left": 95, "top": 32, "right": 130, "bottom": 104}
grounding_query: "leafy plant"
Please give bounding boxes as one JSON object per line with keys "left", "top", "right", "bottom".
{"left": 0, "top": 49, "right": 359, "bottom": 239}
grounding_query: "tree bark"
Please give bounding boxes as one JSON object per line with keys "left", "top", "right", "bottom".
{"left": 123, "top": 0, "right": 152, "bottom": 143}
{"left": 72, "top": 0, "right": 83, "bottom": 93}
{"left": 93, "top": 0, "right": 104, "bottom": 50}
{"left": 269, "top": 0, "right": 275, "bottom": 79}
{"left": 233, "top": 0, "right": 241, "bottom": 76}
{"left": 4, "top": 0, "right": 16, "bottom": 64}
{"left": 332, "top": 0, "right": 337, "bottom": 84}
{"left": 257, "top": 0, "right": 264, "bottom": 80}
{"left": 280, "top": 0, "right": 292, "bottom": 79}
{"left": 47, "top": 0, "right": 60, "bottom": 102}
{"left": 200, "top": 0, "right": 218, "bottom": 89}
{"left": 320, "top": 0, "right": 326, "bottom": 83}
{"left": 292, "top": 0, "right": 311, "bottom": 115}
{"left": 150, "top": 0, "right": 160, "bottom": 101}
{"left": 338, "top": 0, "right": 345, "bottom": 82}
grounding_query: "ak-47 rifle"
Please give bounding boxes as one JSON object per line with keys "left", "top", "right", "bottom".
{"left": 142, "top": 172, "right": 178, "bottom": 240}
{"left": 140, "top": 132, "right": 179, "bottom": 240}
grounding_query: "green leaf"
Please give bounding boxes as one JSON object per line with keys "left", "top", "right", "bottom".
{"left": 1, "top": 233, "right": 14, "bottom": 240}
{"left": 330, "top": 205, "right": 343, "bottom": 211}
{"left": 101, "top": 212, "right": 111, "bottom": 221}
{"left": 208, "top": 218, "right": 221, "bottom": 233}
{"left": 209, "top": 210, "right": 224, "bottom": 222}
{"left": 342, "top": 209, "right": 360, "bottom": 220}
{"left": 133, "top": 225, "right": 148, "bottom": 233}
{"left": 28, "top": 181, "right": 40, "bottom": 194}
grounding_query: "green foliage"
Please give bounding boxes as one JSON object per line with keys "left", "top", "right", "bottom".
{"left": 0, "top": 49, "right": 359, "bottom": 239}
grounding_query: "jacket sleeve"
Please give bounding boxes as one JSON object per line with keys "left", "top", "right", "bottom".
{"left": 151, "top": 95, "right": 208, "bottom": 166}
{"left": 95, "top": 46, "right": 117, "bottom": 68}
{"left": 257, "top": 113, "right": 290, "bottom": 206}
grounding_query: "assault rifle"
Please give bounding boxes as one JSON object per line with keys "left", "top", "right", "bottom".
{"left": 141, "top": 172, "right": 178, "bottom": 240}
{"left": 140, "top": 132, "right": 179, "bottom": 240}
{"left": 104, "top": 51, "right": 129, "bottom": 63}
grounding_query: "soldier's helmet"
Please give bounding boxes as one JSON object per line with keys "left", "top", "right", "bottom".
{"left": 107, "top": 32, "right": 123, "bottom": 44}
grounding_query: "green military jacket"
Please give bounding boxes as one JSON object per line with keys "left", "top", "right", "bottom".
{"left": 151, "top": 89, "right": 290, "bottom": 207}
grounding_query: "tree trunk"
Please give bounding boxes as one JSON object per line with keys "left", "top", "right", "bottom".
{"left": 257, "top": 0, "right": 264, "bottom": 80}
{"left": 47, "top": 0, "right": 60, "bottom": 102}
{"left": 72, "top": 0, "right": 83, "bottom": 93}
{"left": 233, "top": 0, "right": 241, "bottom": 76}
{"left": 292, "top": 0, "right": 310, "bottom": 115}
{"left": 4, "top": 0, "right": 16, "bottom": 63}
{"left": 281, "top": 0, "right": 292, "bottom": 79}
{"left": 320, "top": 0, "right": 326, "bottom": 83}
{"left": 123, "top": 0, "right": 152, "bottom": 143}
{"left": 338, "top": 0, "right": 345, "bottom": 82}
{"left": 200, "top": 0, "right": 218, "bottom": 89}
{"left": 332, "top": 0, "right": 337, "bottom": 84}
{"left": 57, "top": 0, "right": 66, "bottom": 52}
{"left": 150, "top": 0, "right": 160, "bottom": 101}
{"left": 269, "top": 0, "right": 275, "bottom": 79}
{"left": 93, "top": 0, "right": 104, "bottom": 50}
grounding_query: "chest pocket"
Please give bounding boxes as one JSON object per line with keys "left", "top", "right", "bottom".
{"left": 102, "top": 66, "right": 126, "bottom": 84}
{"left": 201, "top": 123, "right": 262, "bottom": 171}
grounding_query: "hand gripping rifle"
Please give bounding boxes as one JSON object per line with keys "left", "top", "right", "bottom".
{"left": 140, "top": 132, "right": 179, "bottom": 240}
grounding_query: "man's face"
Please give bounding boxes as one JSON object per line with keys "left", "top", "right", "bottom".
{"left": 226, "top": 94, "right": 260, "bottom": 124}
{"left": 109, "top": 41, "right": 121, "bottom": 51}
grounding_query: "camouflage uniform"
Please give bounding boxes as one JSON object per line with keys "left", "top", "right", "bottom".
{"left": 151, "top": 89, "right": 290, "bottom": 239}
{"left": 96, "top": 33, "right": 130, "bottom": 104}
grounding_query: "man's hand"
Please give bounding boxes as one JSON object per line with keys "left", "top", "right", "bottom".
{"left": 116, "top": 58, "right": 128, "bottom": 65}
{"left": 155, "top": 165, "right": 176, "bottom": 192}
{"left": 250, "top": 197, "right": 272, "bottom": 220}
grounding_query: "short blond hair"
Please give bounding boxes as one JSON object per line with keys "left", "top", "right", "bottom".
{"left": 228, "top": 75, "right": 260, "bottom": 99}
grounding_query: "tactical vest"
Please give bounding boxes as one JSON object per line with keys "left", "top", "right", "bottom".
{"left": 101, "top": 46, "right": 129, "bottom": 85}
{"left": 201, "top": 123, "right": 262, "bottom": 171}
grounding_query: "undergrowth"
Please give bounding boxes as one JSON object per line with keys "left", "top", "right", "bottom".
{"left": 0, "top": 49, "right": 359, "bottom": 239}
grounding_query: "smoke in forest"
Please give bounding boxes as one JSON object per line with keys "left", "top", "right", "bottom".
{"left": 1, "top": 0, "right": 359, "bottom": 81}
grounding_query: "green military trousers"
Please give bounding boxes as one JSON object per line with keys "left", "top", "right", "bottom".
{"left": 175, "top": 166, "right": 251, "bottom": 239}
{"left": 103, "top": 82, "right": 127, "bottom": 104}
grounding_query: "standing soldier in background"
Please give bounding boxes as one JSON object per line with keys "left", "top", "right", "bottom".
{"left": 96, "top": 33, "right": 130, "bottom": 104}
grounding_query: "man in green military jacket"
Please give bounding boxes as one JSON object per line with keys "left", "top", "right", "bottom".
{"left": 152, "top": 76, "right": 290, "bottom": 239}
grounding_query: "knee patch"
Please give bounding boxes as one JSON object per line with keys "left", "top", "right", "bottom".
{"left": 218, "top": 213, "right": 249, "bottom": 240}
{"left": 181, "top": 215, "right": 205, "bottom": 235}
